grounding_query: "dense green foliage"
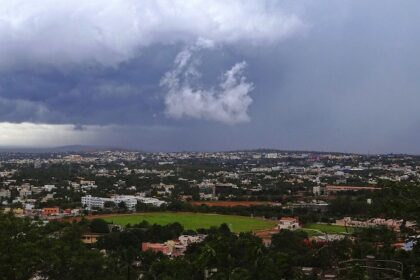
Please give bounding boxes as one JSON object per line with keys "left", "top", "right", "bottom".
{"left": 0, "top": 214, "right": 121, "bottom": 280}
{"left": 1, "top": 182, "right": 420, "bottom": 279}
{"left": 1, "top": 212, "right": 420, "bottom": 279}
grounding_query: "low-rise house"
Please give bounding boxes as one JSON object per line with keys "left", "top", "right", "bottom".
{"left": 312, "top": 186, "right": 321, "bottom": 196}
{"left": 325, "top": 185, "right": 380, "bottom": 194}
{"left": 142, "top": 235, "right": 206, "bottom": 257}
{"left": 277, "top": 217, "right": 300, "bottom": 230}
{"left": 43, "top": 185, "right": 56, "bottom": 192}
{"left": 141, "top": 242, "right": 171, "bottom": 255}
{"left": 4, "top": 207, "right": 24, "bottom": 216}
{"left": 336, "top": 217, "right": 417, "bottom": 232}
{"left": 41, "top": 193, "right": 54, "bottom": 203}
{"left": 42, "top": 207, "right": 60, "bottom": 216}
{"left": 81, "top": 234, "right": 100, "bottom": 244}
{"left": 31, "top": 187, "right": 43, "bottom": 195}
{"left": 0, "top": 189, "right": 11, "bottom": 199}
{"left": 178, "top": 234, "right": 206, "bottom": 246}
{"left": 19, "top": 188, "right": 32, "bottom": 199}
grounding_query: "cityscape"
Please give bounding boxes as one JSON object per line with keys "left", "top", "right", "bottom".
{"left": 1, "top": 149, "right": 419, "bottom": 279}
{"left": 1, "top": 1, "right": 420, "bottom": 279}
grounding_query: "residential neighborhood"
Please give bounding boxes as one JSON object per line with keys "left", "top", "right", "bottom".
{"left": 0, "top": 149, "right": 420, "bottom": 278}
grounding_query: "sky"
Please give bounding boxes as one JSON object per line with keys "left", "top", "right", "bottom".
{"left": 1, "top": 0, "right": 420, "bottom": 153}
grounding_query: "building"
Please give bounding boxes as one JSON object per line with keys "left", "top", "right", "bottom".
{"left": 277, "top": 217, "right": 300, "bottom": 230}
{"left": 0, "top": 189, "right": 11, "bottom": 199}
{"left": 3, "top": 207, "right": 24, "bottom": 216}
{"left": 81, "top": 195, "right": 165, "bottom": 210}
{"left": 198, "top": 181, "right": 216, "bottom": 197}
{"left": 266, "top": 153, "right": 278, "bottom": 159}
{"left": 142, "top": 242, "right": 171, "bottom": 255}
{"left": 335, "top": 217, "right": 416, "bottom": 231}
{"left": 19, "top": 188, "right": 32, "bottom": 199}
{"left": 285, "top": 201, "right": 329, "bottom": 212}
{"left": 81, "top": 195, "right": 107, "bottom": 209}
{"left": 312, "top": 186, "right": 321, "bottom": 196}
{"left": 136, "top": 196, "right": 166, "bottom": 207}
{"left": 81, "top": 234, "right": 100, "bottom": 244}
{"left": 112, "top": 195, "right": 138, "bottom": 210}
{"left": 215, "top": 183, "right": 236, "bottom": 195}
{"left": 178, "top": 234, "right": 206, "bottom": 246}
{"left": 42, "top": 207, "right": 60, "bottom": 216}
{"left": 43, "top": 185, "right": 56, "bottom": 192}
{"left": 142, "top": 235, "right": 206, "bottom": 257}
{"left": 325, "top": 185, "right": 380, "bottom": 194}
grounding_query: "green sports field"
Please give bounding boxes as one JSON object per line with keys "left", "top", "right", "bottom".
{"left": 301, "top": 223, "right": 354, "bottom": 236}
{"left": 103, "top": 212, "right": 277, "bottom": 233}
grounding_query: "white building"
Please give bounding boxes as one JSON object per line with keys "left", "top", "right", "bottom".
{"left": 313, "top": 186, "right": 321, "bottom": 196}
{"left": 178, "top": 234, "right": 207, "bottom": 246}
{"left": 19, "top": 188, "right": 32, "bottom": 199}
{"left": 137, "top": 196, "right": 166, "bottom": 207}
{"left": 277, "top": 217, "right": 300, "bottom": 231}
{"left": 44, "top": 185, "right": 56, "bottom": 192}
{"left": 112, "top": 195, "right": 138, "bottom": 210}
{"left": 81, "top": 194, "right": 165, "bottom": 210}
{"left": 266, "top": 153, "right": 278, "bottom": 159}
{"left": 0, "top": 189, "right": 11, "bottom": 199}
{"left": 81, "top": 195, "right": 107, "bottom": 209}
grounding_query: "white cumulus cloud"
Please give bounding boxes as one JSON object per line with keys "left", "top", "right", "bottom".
{"left": 161, "top": 44, "right": 253, "bottom": 124}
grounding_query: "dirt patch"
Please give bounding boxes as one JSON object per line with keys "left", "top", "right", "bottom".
{"left": 60, "top": 213, "right": 136, "bottom": 223}
{"left": 190, "top": 201, "right": 273, "bottom": 207}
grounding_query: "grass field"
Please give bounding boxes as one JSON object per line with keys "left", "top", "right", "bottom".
{"left": 103, "top": 212, "right": 277, "bottom": 233}
{"left": 301, "top": 223, "right": 354, "bottom": 236}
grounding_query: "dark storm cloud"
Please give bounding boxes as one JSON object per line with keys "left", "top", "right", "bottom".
{"left": 0, "top": 0, "right": 304, "bottom": 125}
{"left": 1, "top": 0, "right": 420, "bottom": 153}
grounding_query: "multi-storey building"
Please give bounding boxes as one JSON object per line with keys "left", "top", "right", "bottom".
{"left": 81, "top": 195, "right": 107, "bottom": 209}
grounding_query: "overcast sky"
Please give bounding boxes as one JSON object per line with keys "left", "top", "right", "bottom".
{"left": 1, "top": 0, "right": 420, "bottom": 153}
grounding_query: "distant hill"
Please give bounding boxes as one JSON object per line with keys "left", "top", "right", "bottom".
{"left": 0, "top": 145, "right": 138, "bottom": 153}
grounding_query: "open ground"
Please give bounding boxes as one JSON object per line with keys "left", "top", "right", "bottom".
{"left": 100, "top": 212, "right": 277, "bottom": 233}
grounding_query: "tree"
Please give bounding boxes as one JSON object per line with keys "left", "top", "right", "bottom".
{"left": 118, "top": 201, "right": 127, "bottom": 211}
{"left": 90, "top": 218, "right": 110, "bottom": 234}
{"left": 104, "top": 201, "right": 117, "bottom": 209}
{"left": 0, "top": 213, "right": 122, "bottom": 280}
{"left": 271, "top": 230, "right": 309, "bottom": 256}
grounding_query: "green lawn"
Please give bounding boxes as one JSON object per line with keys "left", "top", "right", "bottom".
{"left": 301, "top": 223, "right": 354, "bottom": 235}
{"left": 299, "top": 228, "right": 326, "bottom": 237}
{"left": 103, "top": 212, "right": 276, "bottom": 233}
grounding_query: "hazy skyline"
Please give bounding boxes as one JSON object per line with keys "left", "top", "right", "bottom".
{"left": 1, "top": 1, "right": 420, "bottom": 153}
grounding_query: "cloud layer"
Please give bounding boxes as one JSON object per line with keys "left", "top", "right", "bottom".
{"left": 0, "top": 0, "right": 304, "bottom": 69}
{"left": 0, "top": 0, "right": 305, "bottom": 127}
{"left": 0, "top": 122, "right": 98, "bottom": 146}
{"left": 3, "top": 1, "right": 420, "bottom": 153}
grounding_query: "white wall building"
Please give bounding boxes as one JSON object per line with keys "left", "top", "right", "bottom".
{"left": 81, "top": 195, "right": 166, "bottom": 210}
{"left": 313, "top": 186, "right": 321, "bottom": 196}
{"left": 277, "top": 217, "right": 300, "bottom": 231}
{"left": 0, "top": 189, "right": 11, "bottom": 199}
{"left": 81, "top": 195, "right": 107, "bottom": 209}
{"left": 44, "top": 185, "right": 56, "bottom": 192}
{"left": 137, "top": 196, "right": 166, "bottom": 207}
{"left": 112, "top": 195, "right": 138, "bottom": 210}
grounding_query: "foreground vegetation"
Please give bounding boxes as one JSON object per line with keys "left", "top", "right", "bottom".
{"left": 1, "top": 212, "right": 420, "bottom": 280}
{"left": 1, "top": 183, "right": 420, "bottom": 279}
